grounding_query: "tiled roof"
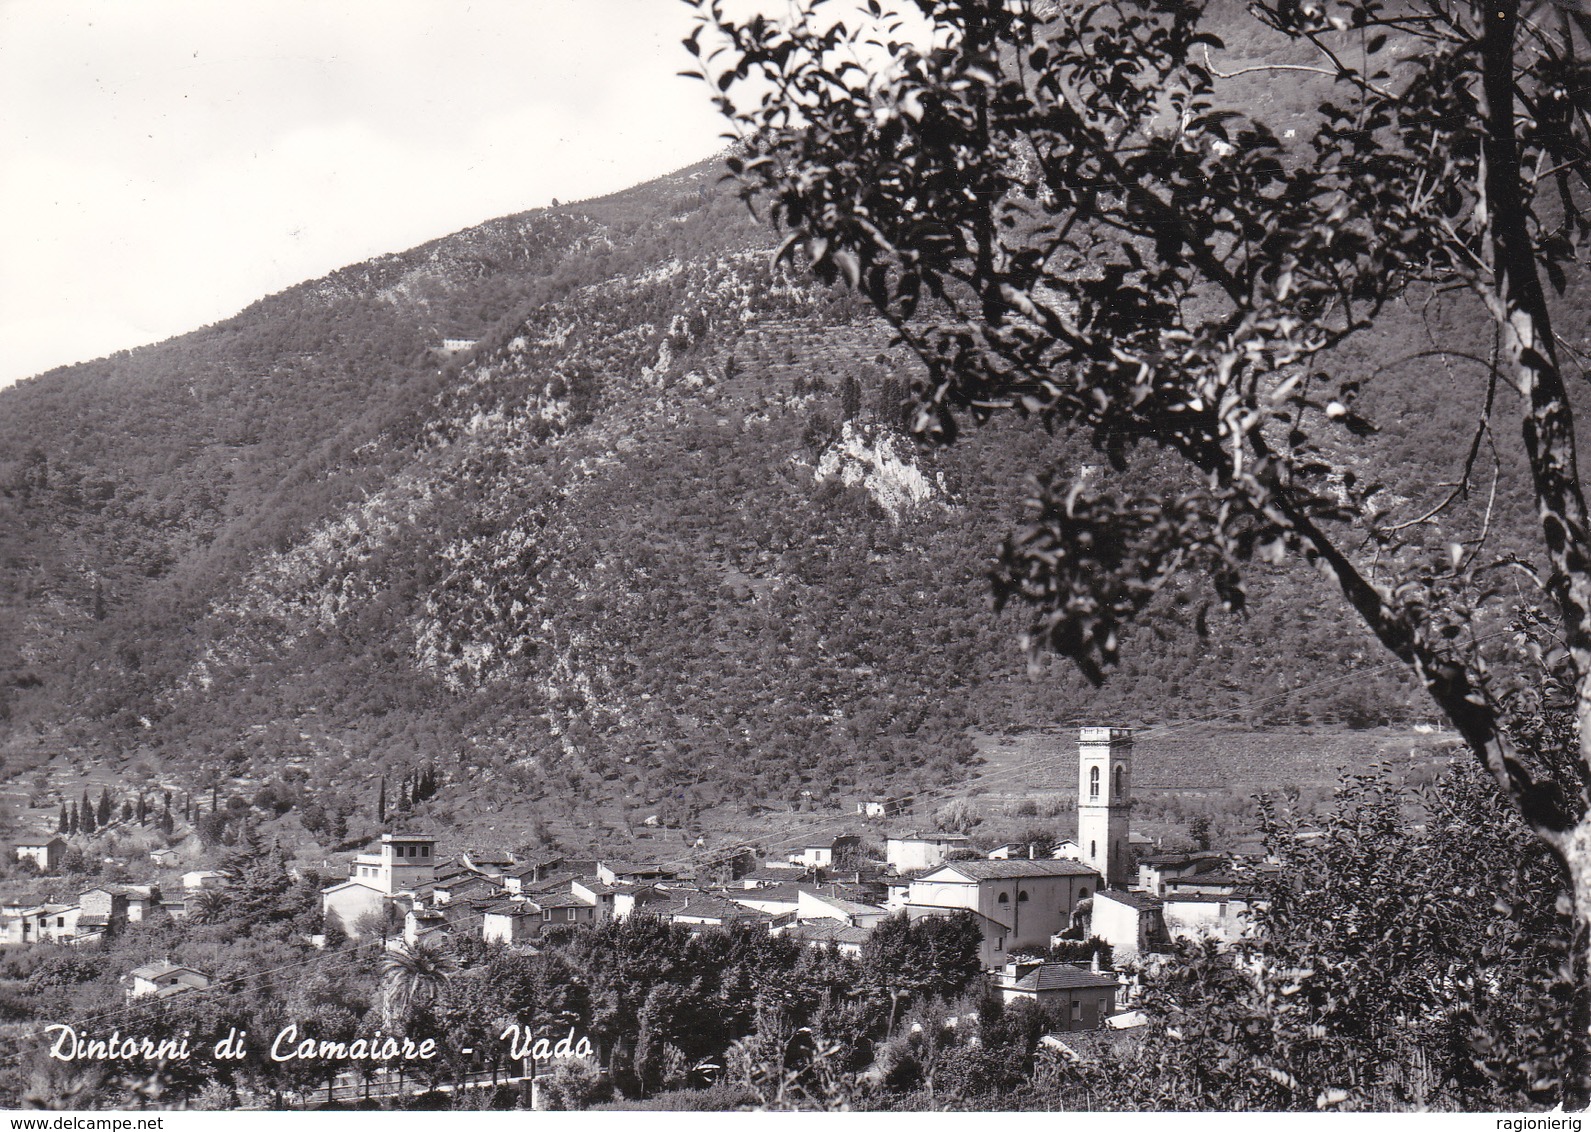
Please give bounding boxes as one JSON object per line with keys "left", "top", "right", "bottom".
{"left": 1139, "top": 852, "right": 1223, "bottom": 868}
{"left": 1096, "top": 889, "right": 1162, "bottom": 911}
{"left": 800, "top": 889, "right": 885, "bottom": 916}
{"left": 1010, "top": 963, "right": 1119, "bottom": 992}
{"left": 668, "top": 892, "right": 771, "bottom": 921}
{"left": 1165, "top": 873, "right": 1245, "bottom": 888}
{"left": 888, "top": 831, "right": 971, "bottom": 843}
{"left": 436, "top": 874, "right": 495, "bottom": 891}
{"left": 729, "top": 883, "right": 803, "bottom": 905}
{"left": 929, "top": 859, "right": 1099, "bottom": 881}
{"left": 602, "top": 860, "right": 674, "bottom": 875}
{"left": 786, "top": 921, "right": 870, "bottom": 946}
{"left": 482, "top": 901, "right": 539, "bottom": 917}
{"left": 130, "top": 961, "right": 201, "bottom": 981}
{"left": 536, "top": 893, "right": 591, "bottom": 910}
{"left": 742, "top": 865, "right": 806, "bottom": 881}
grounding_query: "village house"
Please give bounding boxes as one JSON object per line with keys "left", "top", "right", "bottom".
{"left": 351, "top": 833, "right": 437, "bottom": 894}
{"left": 149, "top": 848, "right": 179, "bottom": 868}
{"left": 500, "top": 852, "right": 564, "bottom": 891}
{"left": 482, "top": 902, "right": 543, "bottom": 945}
{"left": 404, "top": 907, "right": 450, "bottom": 947}
{"left": 1161, "top": 871, "right": 1246, "bottom": 898}
{"left": 990, "top": 959, "right": 1118, "bottom": 1029}
{"left": 431, "top": 872, "right": 500, "bottom": 906}
{"left": 886, "top": 831, "right": 971, "bottom": 874}
{"left": 608, "top": 885, "right": 669, "bottom": 919}
{"left": 78, "top": 884, "right": 162, "bottom": 932}
{"left": 1052, "top": 838, "right": 1085, "bottom": 861}
{"left": 14, "top": 836, "right": 66, "bottom": 874}
{"left": 1161, "top": 893, "right": 1251, "bottom": 943}
{"left": 727, "top": 882, "right": 803, "bottom": 917}
{"left": 789, "top": 834, "right": 860, "bottom": 870}
{"left": 907, "top": 859, "right": 1098, "bottom": 951}
{"left": 1087, "top": 889, "right": 1167, "bottom": 963}
{"left": 1, "top": 902, "right": 80, "bottom": 945}
{"left": 534, "top": 891, "right": 600, "bottom": 926}
{"left": 127, "top": 961, "right": 211, "bottom": 999}
{"left": 665, "top": 891, "right": 778, "bottom": 930}
{"left": 326, "top": 833, "right": 436, "bottom": 935}
{"left": 320, "top": 879, "right": 388, "bottom": 938}
{"left": 569, "top": 879, "right": 617, "bottom": 921}
{"left": 783, "top": 919, "right": 869, "bottom": 956}
{"left": 181, "top": 870, "right": 224, "bottom": 891}
{"left": 735, "top": 862, "right": 806, "bottom": 887}
{"left": 795, "top": 888, "right": 888, "bottom": 929}
{"left": 597, "top": 860, "right": 678, "bottom": 886}
{"left": 1135, "top": 852, "right": 1225, "bottom": 896}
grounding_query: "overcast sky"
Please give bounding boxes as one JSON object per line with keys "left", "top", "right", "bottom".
{"left": 0, "top": 0, "right": 737, "bottom": 388}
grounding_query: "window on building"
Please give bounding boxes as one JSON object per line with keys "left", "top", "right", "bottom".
{"left": 1089, "top": 766, "right": 1100, "bottom": 797}
{"left": 1071, "top": 1000, "right": 1083, "bottom": 1021}
{"left": 1078, "top": 887, "right": 1090, "bottom": 901}
{"left": 998, "top": 892, "right": 1010, "bottom": 904}
{"left": 57, "top": 917, "right": 65, "bottom": 927}
{"left": 421, "top": 845, "right": 430, "bottom": 857}
{"left": 1114, "top": 766, "right": 1123, "bottom": 795}
{"left": 1090, "top": 840, "right": 1097, "bottom": 858}
{"left": 1018, "top": 890, "right": 1030, "bottom": 902}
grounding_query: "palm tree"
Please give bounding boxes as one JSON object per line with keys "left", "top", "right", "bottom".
{"left": 187, "top": 888, "right": 229, "bottom": 925}
{"left": 380, "top": 939, "right": 457, "bottom": 1027}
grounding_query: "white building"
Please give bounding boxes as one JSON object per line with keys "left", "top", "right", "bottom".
{"left": 1077, "top": 727, "right": 1135, "bottom": 887}
{"left": 349, "top": 833, "right": 436, "bottom": 895}
{"left": 906, "top": 859, "right": 1099, "bottom": 952}
{"left": 886, "top": 831, "right": 970, "bottom": 874}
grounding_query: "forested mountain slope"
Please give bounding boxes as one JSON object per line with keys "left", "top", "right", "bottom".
{"left": 0, "top": 121, "right": 1549, "bottom": 851}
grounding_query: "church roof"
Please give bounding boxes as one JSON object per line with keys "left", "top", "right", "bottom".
{"left": 926, "top": 859, "right": 1099, "bottom": 881}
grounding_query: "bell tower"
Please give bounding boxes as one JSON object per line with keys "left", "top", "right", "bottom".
{"left": 1077, "top": 726, "right": 1133, "bottom": 887}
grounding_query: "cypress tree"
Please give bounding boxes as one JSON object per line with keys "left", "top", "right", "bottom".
{"left": 121, "top": 799, "right": 133, "bottom": 823}
{"left": 82, "top": 798, "right": 96, "bottom": 835}
{"left": 57, "top": 803, "right": 68, "bottom": 833}
{"left": 97, "top": 787, "right": 111, "bottom": 827}
{"left": 378, "top": 777, "right": 387, "bottom": 823}
{"left": 136, "top": 794, "right": 147, "bottom": 825}
{"left": 68, "top": 803, "right": 79, "bottom": 835}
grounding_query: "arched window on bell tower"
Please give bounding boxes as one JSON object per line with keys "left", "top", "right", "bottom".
{"left": 1114, "top": 765, "right": 1123, "bottom": 797}
{"left": 1089, "top": 766, "right": 1100, "bottom": 798}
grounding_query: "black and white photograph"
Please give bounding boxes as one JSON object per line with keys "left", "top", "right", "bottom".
{"left": 0, "top": 0, "right": 1588, "bottom": 1118}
